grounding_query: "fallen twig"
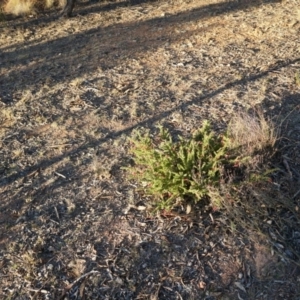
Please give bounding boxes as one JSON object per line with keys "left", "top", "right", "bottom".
{"left": 66, "top": 270, "right": 100, "bottom": 291}
{"left": 282, "top": 156, "right": 293, "bottom": 180}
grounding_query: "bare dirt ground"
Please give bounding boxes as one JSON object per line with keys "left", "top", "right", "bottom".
{"left": 1, "top": 0, "right": 300, "bottom": 299}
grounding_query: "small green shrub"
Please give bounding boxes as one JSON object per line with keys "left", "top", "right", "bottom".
{"left": 127, "top": 121, "right": 238, "bottom": 211}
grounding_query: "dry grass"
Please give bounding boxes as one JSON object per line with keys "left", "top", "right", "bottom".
{"left": 3, "top": 0, "right": 63, "bottom": 15}
{"left": 227, "top": 109, "right": 278, "bottom": 158}
{"left": 3, "top": 0, "right": 35, "bottom": 15}
{"left": 206, "top": 110, "right": 280, "bottom": 211}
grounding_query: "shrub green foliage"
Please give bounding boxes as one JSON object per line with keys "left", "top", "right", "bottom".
{"left": 127, "top": 121, "right": 237, "bottom": 211}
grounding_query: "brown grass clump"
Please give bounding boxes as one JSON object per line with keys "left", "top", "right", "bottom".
{"left": 3, "top": 0, "right": 63, "bottom": 15}
{"left": 227, "top": 109, "right": 277, "bottom": 158}
{"left": 3, "top": 0, "right": 34, "bottom": 15}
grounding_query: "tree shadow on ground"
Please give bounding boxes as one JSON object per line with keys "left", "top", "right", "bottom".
{"left": 0, "top": 0, "right": 281, "bottom": 97}
{"left": 0, "top": 0, "right": 163, "bottom": 30}
{"left": 0, "top": 0, "right": 280, "bottom": 30}
{"left": 1, "top": 57, "right": 299, "bottom": 190}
